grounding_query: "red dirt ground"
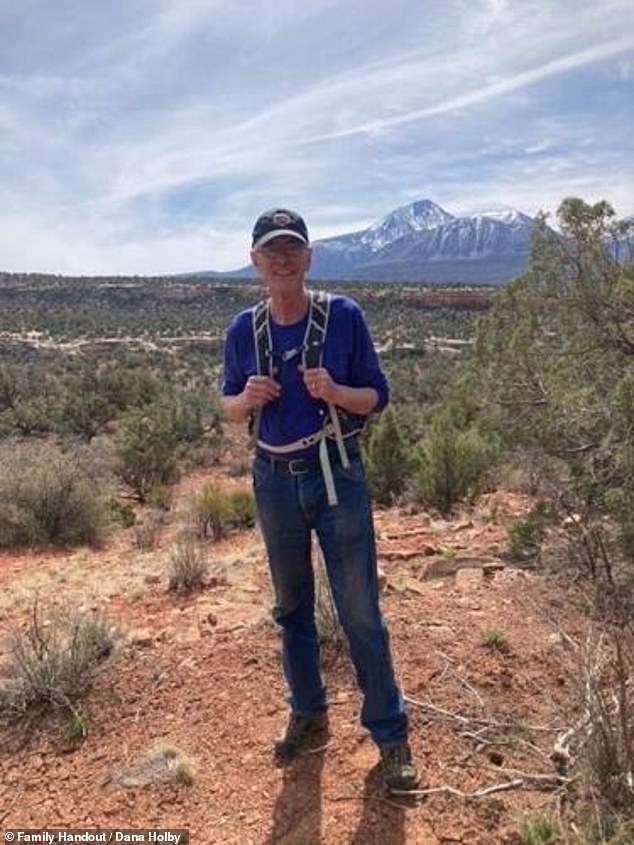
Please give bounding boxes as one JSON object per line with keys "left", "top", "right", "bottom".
{"left": 0, "top": 435, "right": 590, "bottom": 844}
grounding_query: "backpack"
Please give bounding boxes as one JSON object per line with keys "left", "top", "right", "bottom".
{"left": 250, "top": 290, "right": 366, "bottom": 505}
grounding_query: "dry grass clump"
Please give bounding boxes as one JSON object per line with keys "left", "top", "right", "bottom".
{"left": 190, "top": 484, "right": 255, "bottom": 540}
{"left": 0, "top": 601, "right": 118, "bottom": 723}
{"left": 116, "top": 742, "right": 196, "bottom": 788}
{"left": 0, "top": 440, "right": 109, "bottom": 549}
{"left": 133, "top": 508, "right": 164, "bottom": 550}
{"left": 313, "top": 539, "right": 344, "bottom": 650}
{"left": 167, "top": 538, "right": 209, "bottom": 594}
{"left": 552, "top": 621, "right": 634, "bottom": 843}
{"left": 577, "top": 628, "right": 633, "bottom": 840}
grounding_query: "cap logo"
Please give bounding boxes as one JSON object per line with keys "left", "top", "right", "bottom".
{"left": 272, "top": 212, "right": 292, "bottom": 226}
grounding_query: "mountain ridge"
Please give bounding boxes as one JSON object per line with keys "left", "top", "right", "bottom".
{"left": 194, "top": 199, "right": 538, "bottom": 284}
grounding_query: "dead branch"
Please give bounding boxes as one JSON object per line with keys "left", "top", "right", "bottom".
{"left": 404, "top": 694, "right": 562, "bottom": 733}
{"left": 382, "top": 528, "right": 433, "bottom": 541}
{"left": 390, "top": 771, "right": 569, "bottom": 799}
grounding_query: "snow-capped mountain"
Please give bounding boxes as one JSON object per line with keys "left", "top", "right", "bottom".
{"left": 205, "top": 199, "right": 538, "bottom": 284}
{"left": 308, "top": 200, "right": 535, "bottom": 283}
{"left": 360, "top": 199, "right": 455, "bottom": 250}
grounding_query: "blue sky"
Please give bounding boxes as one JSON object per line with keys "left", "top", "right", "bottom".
{"left": 1, "top": 0, "right": 633, "bottom": 274}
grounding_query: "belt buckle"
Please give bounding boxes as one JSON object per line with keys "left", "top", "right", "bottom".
{"left": 288, "top": 459, "right": 308, "bottom": 476}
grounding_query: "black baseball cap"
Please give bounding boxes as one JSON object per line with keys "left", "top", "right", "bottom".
{"left": 251, "top": 208, "right": 309, "bottom": 249}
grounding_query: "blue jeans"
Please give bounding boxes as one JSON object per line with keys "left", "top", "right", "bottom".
{"left": 253, "top": 450, "right": 408, "bottom": 746}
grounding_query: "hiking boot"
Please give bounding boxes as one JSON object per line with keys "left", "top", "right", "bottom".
{"left": 274, "top": 712, "right": 329, "bottom": 761}
{"left": 379, "top": 741, "right": 420, "bottom": 792}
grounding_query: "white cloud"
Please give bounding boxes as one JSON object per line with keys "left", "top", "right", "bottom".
{"left": 1, "top": 0, "right": 633, "bottom": 273}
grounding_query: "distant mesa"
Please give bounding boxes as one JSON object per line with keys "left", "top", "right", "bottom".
{"left": 190, "top": 199, "right": 539, "bottom": 285}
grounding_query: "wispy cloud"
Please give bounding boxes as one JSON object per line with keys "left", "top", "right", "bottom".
{"left": 0, "top": 0, "right": 632, "bottom": 273}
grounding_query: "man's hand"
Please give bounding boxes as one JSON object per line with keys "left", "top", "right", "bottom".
{"left": 303, "top": 367, "right": 339, "bottom": 404}
{"left": 243, "top": 375, "right": 281, "bottom": 410}
{"left": 219, "top": 376, "right": 280, "bottom": 423}
{"left": 303, "top": 367, "right": 379, "bottom": 415}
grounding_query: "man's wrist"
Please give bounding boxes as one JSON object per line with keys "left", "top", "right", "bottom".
{"left": 238, "top": 391, "right": 254, "bottom": 416}
{"left": 330, "top": 382, "right": 344, "bottom": 406}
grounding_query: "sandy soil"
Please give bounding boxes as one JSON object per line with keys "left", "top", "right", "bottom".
{"left": 0, "top": 444, "right": 589, "bottom": 844}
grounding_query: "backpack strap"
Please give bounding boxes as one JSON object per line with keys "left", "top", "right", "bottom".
{"left": 300, "top": 291, "right": 349, "bottom": 503}
{"left": 250, "top": 290, "right": 367, "bottom": 506}
{"left": 250, "top": 298, "right": 273, "bottom": 445}
{"left": 253, "top": 298, "right": 274, "bottom": 377}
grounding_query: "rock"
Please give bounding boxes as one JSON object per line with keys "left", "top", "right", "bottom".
{"left": 396, "top": 576, "right": 426, "bottom": 595}
{"left": 377, "top": 567, "right": 388, "bottom": 592}
{"left": 422, "top": 558, "right": 460, "bottom": 580}
{"left": 129, "top": 628, "right": 154, "bottom": 648}
{"left": 455, "top": 569, "right": 483, "bottom": 592}
{"left": 207, "top": 575, "right": 228, "bottom": 589}
{"left": 429, "top": 625, "right": 455, "bottom": 642}
{"left": 454, "top": 520, "right": 474, "bottom": 531}
{"left": 174, "top": 626, "right": 200, "bottom": 644}
{"left": 423, "top": 544, "right": 439, "bottom": 556}
{"left": 144, "top": 574, "right": 161, "bottom": 585}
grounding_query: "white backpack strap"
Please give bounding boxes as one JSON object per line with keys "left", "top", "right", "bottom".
{"left": 250, "top": 299, "right": 272, "bottom": 446}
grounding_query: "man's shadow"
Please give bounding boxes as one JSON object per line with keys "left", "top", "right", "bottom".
{"left": 264, "top": 748, "right": 326, "bottom": 845}
{"left": 349, "top": 763, "right": 408, "bottom": 845}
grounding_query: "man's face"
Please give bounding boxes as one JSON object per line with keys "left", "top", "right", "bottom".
{"left": 251, "top": 236, "right": 311, "bottom": 292}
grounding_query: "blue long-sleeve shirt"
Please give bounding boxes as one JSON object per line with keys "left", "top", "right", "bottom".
{"left": 221, "top": 294, "right": 389, "bottom": 458}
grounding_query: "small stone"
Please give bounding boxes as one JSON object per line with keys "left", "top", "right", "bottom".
{"left": 454, "top": 520, "right": 474, "bottom": 531}
{"left": 455, "top": 569, "right": 483, "bottom": 592}
{"left": 429, "top": 626, "right": 455, "bottom": 642}
{"left": 129, "top": 628, "right": 154, "bottom": 647}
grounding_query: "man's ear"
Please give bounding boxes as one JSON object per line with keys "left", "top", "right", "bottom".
{"left": 250, "top": 249, "right": 262, "bottom": 275}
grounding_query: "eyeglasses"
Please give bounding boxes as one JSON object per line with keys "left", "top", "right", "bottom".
{"left": 257, "top": 241, "right": 307, "bottom": 258}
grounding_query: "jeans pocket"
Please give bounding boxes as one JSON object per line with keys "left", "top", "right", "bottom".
{"left": 336, "top": 455, "right": 365, "bottom": 484}
{"left": 252, "top": 457, "right": 273, "bottom": 489}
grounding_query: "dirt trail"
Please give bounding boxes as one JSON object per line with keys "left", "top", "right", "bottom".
{"left": 0, "top": 460, "right": 588, "bottom": 844}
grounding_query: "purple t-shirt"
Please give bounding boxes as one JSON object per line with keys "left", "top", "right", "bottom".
{"left": 221, "top": 294, "right": 389, "bottom": 458}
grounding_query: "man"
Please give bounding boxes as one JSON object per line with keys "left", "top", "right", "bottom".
{"left": 220, "top": 208, "right": 419, "bottom": 792}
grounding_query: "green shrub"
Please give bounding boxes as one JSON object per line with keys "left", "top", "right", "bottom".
{"left": 0, "top": 603, "right": 117, "bottom": 723}
{"left": 167, "top": 539, "right": 209, "bottom": 594}
{"left": 506, "top": 518, "right": 543, "bottom": 564}
{"left": 0, "top": 398, "right": 53, "bottom": 436}
{"left": 228, "top": 490, "right": 256, "bottom": 528}
{"left": 169, "top": 393, "right": 206, "bottom": 443}
{"left": 519, "top": 813, "right": 559, "bottom": 845}
{"left": 133, "top": 510, "right": 163, "bottom": 551}
{"left": 145, "top": 485, "right": 173, "bottom": 512}
{"left": 116, "top": 404, "right": 179, "bottom": 501}
{"left": 0, "top": 441, "right": 108, "bottom": 549}
{"left": 64, "top": 710, "right": 90, "bottom": 747}
{"left": 58, "top": 390, "right": 114, "bottom": 439}
{"left": 107, "top": 497, "right": 136, "bottom": 528}
{"left": 363, "top": 407, "right": 413, "bottom": 505}
{"left": 506, "top": 501, "right": 558, "bottom": 564}
{"left": 414, "top": 413, "right": 497, "bottom": 514}
{"left": 191, "top": 485, "right": 232, "bottom": 540}
{"left": 481, "top": 628, "right": 510, "bottom": 654}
